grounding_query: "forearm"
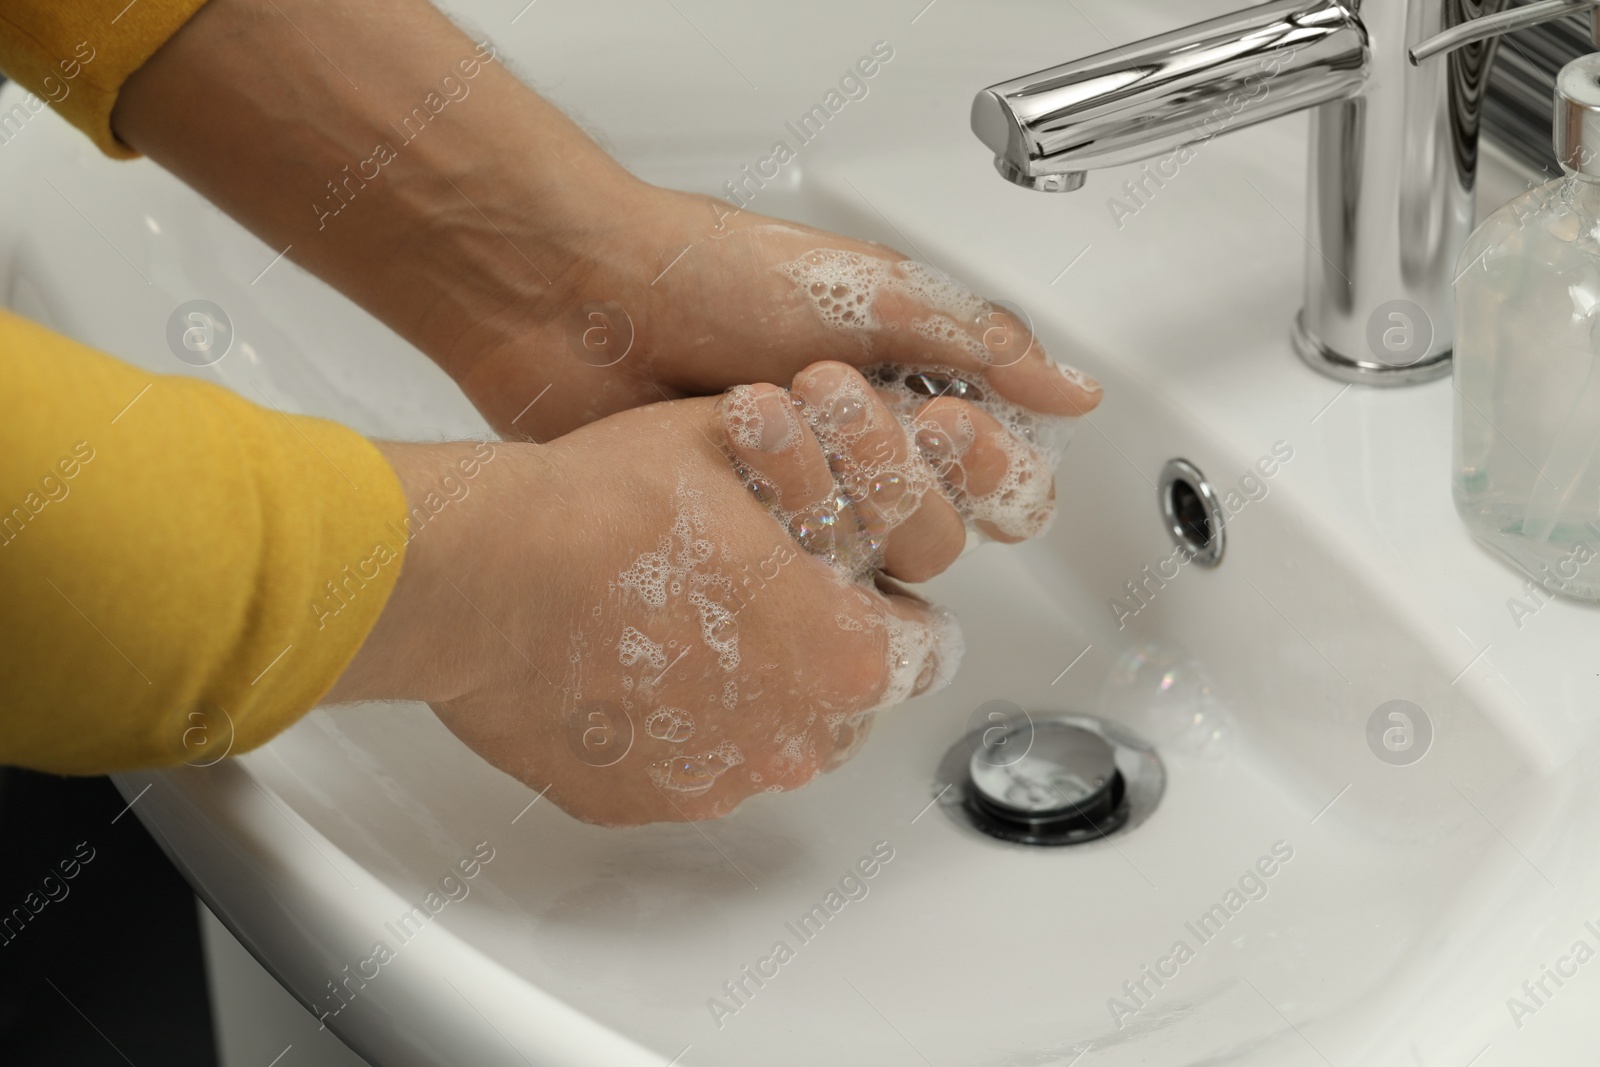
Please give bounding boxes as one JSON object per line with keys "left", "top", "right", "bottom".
{"left": 111, "top": 0, "right": 641, "bottom": 382}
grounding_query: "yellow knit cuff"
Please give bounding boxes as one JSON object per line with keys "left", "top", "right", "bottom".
{"left": 0, "top": 0, "right": 210, "bottom": 158}
{"left": 0, "top": 308, "right": 410, "bottom": 773}
{"left": 194, "top": 386, "right": 413, "bottom": 764}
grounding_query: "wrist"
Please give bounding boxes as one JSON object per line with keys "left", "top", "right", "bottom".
{"left": 412, "top": 148, "right": 657, "bottom": 387}
{"left": 326, "top": 438, "right": 545, "bottom": 706}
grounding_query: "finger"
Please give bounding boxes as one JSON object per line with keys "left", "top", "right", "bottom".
{"left": 791, "top": 361, "right": 966, "bottom": 584}
{"left": 719, "top": 383, "right": 827, "bottom": 502}
{"left": 967, "top": 301, "right": 1104, "bottom": 418}
{"left": 718, "top": 384, "right": 867, "bottom": 569}
{"left": 874, "top": 281, "right": 1101, "bottom": 417}
{"left": 824, "top": 580, "right": 964, "bottom": 718}
{"left": 871, "top": 586, "right": 965, "bottom": 710}
{"left": 776, "top": 248, "right": 1102, "bottom": 417}
{"left": 914, "top": 396, "right": 1057, "bottom": 544}
{"left": 820, "top": 711, "right": 875, "bottom": 773}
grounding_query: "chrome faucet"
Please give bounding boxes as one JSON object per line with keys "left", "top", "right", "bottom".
{"left": 972, "top": 0, "right": 1600, "bottom": 385}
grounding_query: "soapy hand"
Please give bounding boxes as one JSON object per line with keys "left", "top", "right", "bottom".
{"left": 450, "top": 186, "right": 1103, "bottom": 444}
{"left": 335, "top": 397, "right": 963, "bottom": 826}
{"left": 722, "top": 359, "right": 1073, "bottom": 586}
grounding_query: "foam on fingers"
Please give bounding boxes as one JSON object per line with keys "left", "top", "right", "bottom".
{"left": 773, "top": 245, "right": 1100, "bottom": 415}
{"left": 913, "top": 394, "right": 1060, "bottom": 542}
{"left": 775, "top": 248, "right": 988, "bottom": 349}
{"left": 867, "top": 598, "right": 965, "bottom": 712}
{"left": 771, "top": 247, "right": 1081, "bottom": 541}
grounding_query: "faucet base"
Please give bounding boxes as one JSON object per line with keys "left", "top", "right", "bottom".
{"left": 1292, "top": 311, "right": 1453, "bottom": 386}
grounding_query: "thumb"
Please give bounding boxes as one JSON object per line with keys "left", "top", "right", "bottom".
{"left": 784, "top": 249, "right": 1103, "bottom": 417}
{"left": 870, "top": 284, "right": 1102, "bottom": 418}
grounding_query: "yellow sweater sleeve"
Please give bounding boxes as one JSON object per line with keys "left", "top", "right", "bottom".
{"left": 0, "top": 309, "right": 409, "bottom": 774}
{"left": 0, "top": 0, "right": 208, "bottom": 158}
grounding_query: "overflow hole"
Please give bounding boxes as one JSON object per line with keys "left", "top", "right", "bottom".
{"left": 1158, "top": 458, "right": 1225, "bottom": 567}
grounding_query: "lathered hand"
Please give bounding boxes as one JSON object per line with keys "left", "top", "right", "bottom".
{"left": 721, "top": 360, "right": 1072, "bottom": 587}
{"left": 329, "top": 399, "right": 962, "bottom": 826}
{"left": 456, "top": 193, "right": 1103, "bottom": 444}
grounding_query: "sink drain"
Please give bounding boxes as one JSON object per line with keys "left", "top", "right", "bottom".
{"left": 934, "top": 712, "right": 1164, "bottom": 847}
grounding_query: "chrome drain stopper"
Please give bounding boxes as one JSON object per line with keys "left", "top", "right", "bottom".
{"left": 965, "top": 720, "right": 1129, "bottom": 845}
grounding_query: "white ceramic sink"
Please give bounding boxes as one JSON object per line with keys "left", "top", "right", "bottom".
{"left": 5, "top": 1, "right": 1600, "bottom": 1064}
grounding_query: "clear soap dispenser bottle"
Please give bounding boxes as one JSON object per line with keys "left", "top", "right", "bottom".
{"left": 1454, "top": 53, "right": 1600, "bottom": 601}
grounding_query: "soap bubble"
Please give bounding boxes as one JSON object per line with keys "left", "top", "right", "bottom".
{"left": 1097, "top": 640, "right": 1231, "bottom": 759}
{"left": 645, "top": 707, "right": 695, "bottom": 743}
{"left": 774, "top": 246, "right": 1077, "bottom": 543}
{"left": 648, "top": 742, "right": 742, "bottom": 795}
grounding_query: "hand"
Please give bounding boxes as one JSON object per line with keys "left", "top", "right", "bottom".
{"left": 455, "top": 184, "right": 1104, "bottom": 442}
{"left": 330, "top": 398, "right": 963, "bottom": 826}
{"left": 114, "top": 0, "right": 1102, "bottom": 445}
{"left": 724, "top": 359, "right": 1071, "bottom": 587}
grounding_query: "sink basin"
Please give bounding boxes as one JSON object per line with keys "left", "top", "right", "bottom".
{"left": 4, "top": 2, "right": 1600, "bottom": 1064}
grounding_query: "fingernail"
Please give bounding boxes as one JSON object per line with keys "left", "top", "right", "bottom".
{"left": 826, "top": 394, "right": 867, "bottom": 430}
{"left": 914, "top": 404, "right": 974, "bottom": 468}
{"left": 724, "top": 385, "right": 797, "bottom": 452}
{"left": 755, "top": 389, "right": 795, "bottom": 451}
{"left": 797, "top": 364, "right": 870, "bottom": 431}
{"left": 913, "top": 608, "right": 965, "bottom": 698}
{"left": 1054, "top": 361, "right": 1101, "bottom": 393}
{"left": 914, "top": 426, "right": 955, "bottom": 468}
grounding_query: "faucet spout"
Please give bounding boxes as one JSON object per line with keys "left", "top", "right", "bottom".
{"left": 972, "top": 0, "right": 1367, "bottom": 189}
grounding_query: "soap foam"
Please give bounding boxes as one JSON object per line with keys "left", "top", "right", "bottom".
{"left": 770, "top": 248, "right": 1077, "bottom": 547}
{"left": 774, "top": 248, "right": 990, "bottom": 352}
{"left": 613, "top": 482, "right": 740, "bottom": 674}
{"left": 644, "top": 706, "right": 695, "bottom": 743}
{"left": 648, "top": 740, "right": 745, "bottom": 795}
{"left": 727, "top": 358, "right": 1071, "bottom": 572}
{"left": 720, "top": 383, "right": 798, "bottom": 454}
{"left": 867, "top": 603, "right": 965, "bottom": 711}
{"left": 617, "top": 626, "right": 667, "bottom": 671}
{"left": 688, "top": 577, "right": 740, "bottom": 671}
{"left": 873, "top": 361, "right": 1071, "bottom": 541}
